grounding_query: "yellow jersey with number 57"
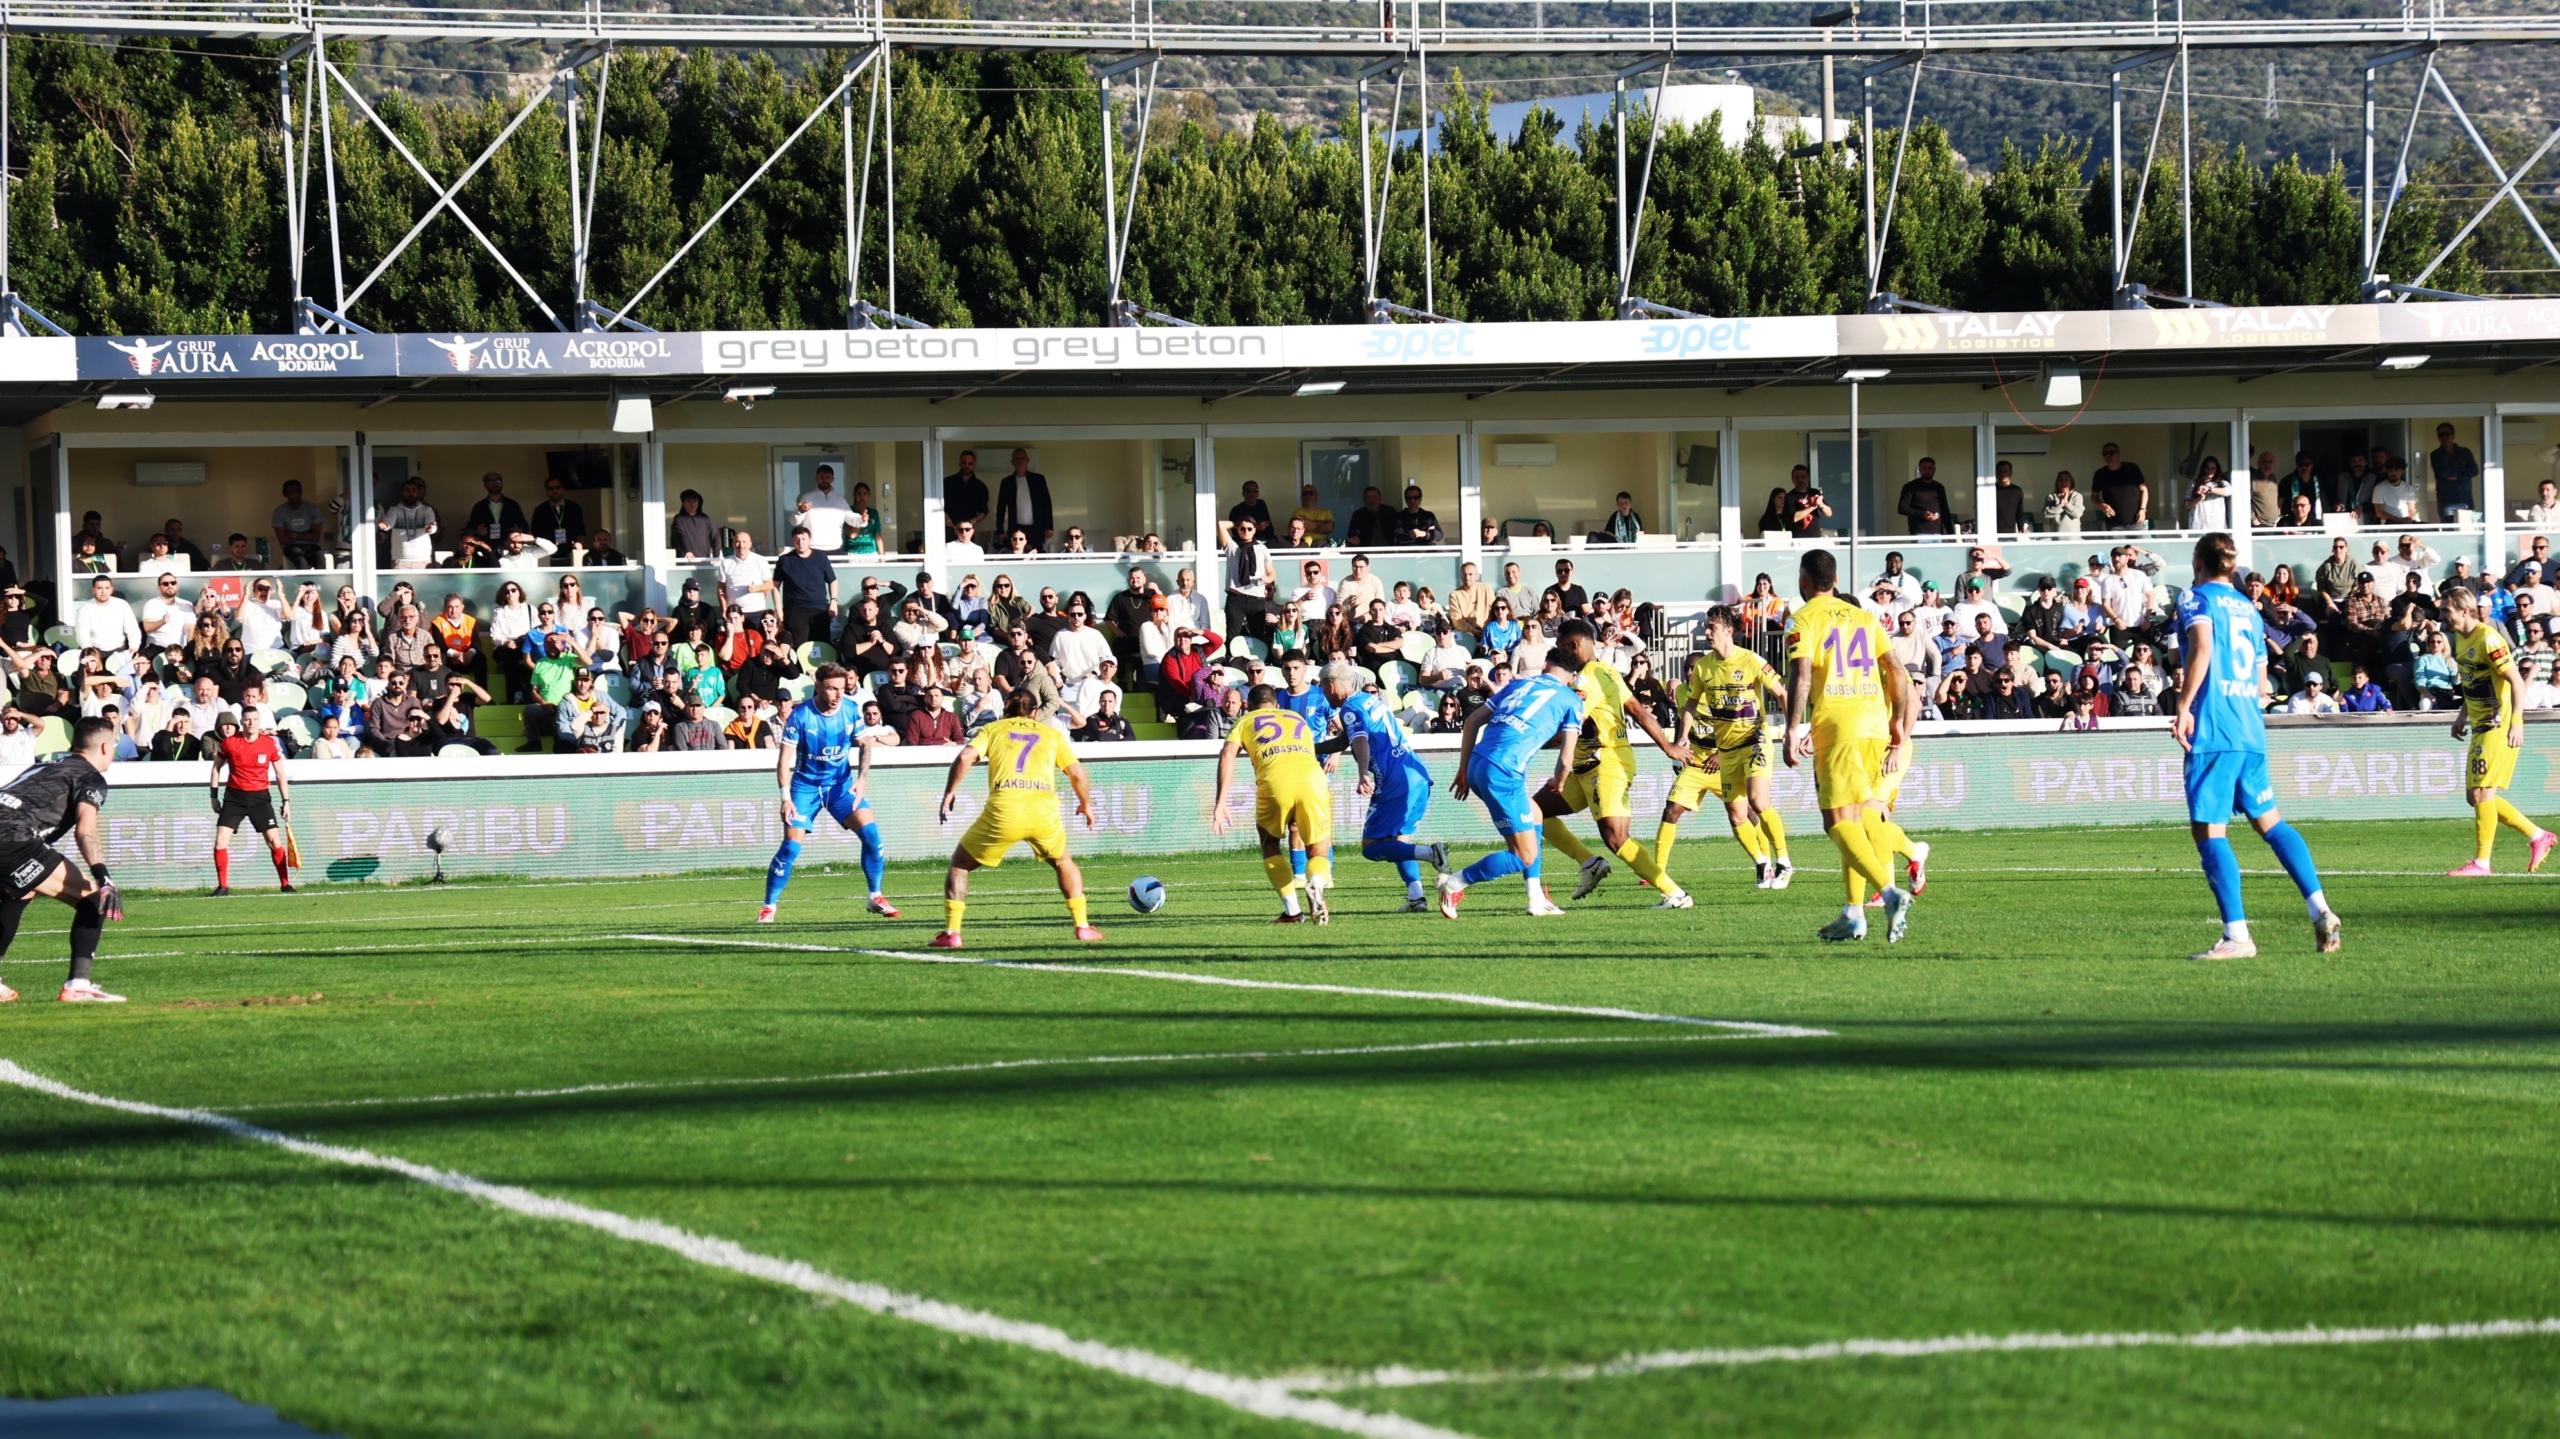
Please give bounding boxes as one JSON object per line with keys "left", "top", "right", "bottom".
{"left": 1236, "top": 705, "right": 1325, "bottom": 791}
{"left": 1787, "top": 593, "right": 1892, "bottom": 743}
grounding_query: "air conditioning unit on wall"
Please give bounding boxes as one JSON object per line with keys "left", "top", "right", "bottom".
{"left": 1492, "top": 442, "right": 1556, "bottom": 468}
{"left": 134, "top": 461, "right": 207, "bottom": 487}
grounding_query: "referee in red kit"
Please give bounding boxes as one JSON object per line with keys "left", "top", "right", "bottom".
{"left": 208, "top": 706, "right": 293, "bottom": 897}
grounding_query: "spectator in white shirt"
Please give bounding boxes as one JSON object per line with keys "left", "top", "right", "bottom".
{"left": 2285, "top": 672, "right": 2340, "bottom": 714}
{"left": 891, "top": 596, "right": 949, "bottom": 652}
{"left": 1420, "top": 627, "right": 1471, "bottom": 690}
{"left": 1136, "top": 598, "right": 1180, "bottom": 677}
{"left": 73, "top": 576, "right": 142, "bottom": 661}
{"left": 309, "top": 712, "right": 357, "bottom": 759}
{"left": 1049, "top": 603, "right": 1112, "bottom": 682}
{"left": 1058, "top": 658, "right": 1122, "bottom": 727}
{"left": 1383, "top": 581, "right": 1423, "bottom": 630}
{"left": 719, "top": 530, "right": 777, "bottom": 615}
{"left": 1293, "top": 557, "right": 1335, "bottom": 618}
{"left": 1165, "top": 568, "right": 1214, "bottom": 635}
{"left": 1951, "top": 578, "right": 2002, "bottom": 637}
{"left": 495, "top": 532, "right": 558, "bottom": 572}
{"left": 235, "top": 577, "right": 287, "bottom": 655}
{"left": 2519, "top": 480, "right": 2560, "bottom": 527}
{"left": 2367, "top": 457, "right": 2420, "bottom": 524}
{"left": 0, "top": 708, "right": 36, "bottom": 776}
{"left": 944, "top": 518, "right": 986, "bottom": 564}
{"left": 2390, "top": 534, "right": 2441, "bottom": 584}
{"left": 1867, "top": 552, "right": 1923, "bottom": 610}
{"left": 2095, "top": 548, "right": 2154, "bottom": 640}
{"left": 377, "top": 477, "right": 440, "bottom": 569}
{"left": 794, "top": 464, "right": 855, "bottom": 552}
{"left": 135, "top": 534, "right": 193, "bottom": 577}
{"left": 140, "top": 574, "right": 196, "bottom": 650}
{"left": 179, "top": 675, "right": 234, "bottom": 733}
{"left": 1336, "top": 553, "right": 1386, "bottom": 616}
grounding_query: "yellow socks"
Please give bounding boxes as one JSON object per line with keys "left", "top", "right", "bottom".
{"left": 1261, "top": 852, "right": 1298, "bottom": 895}
{"left": 1831, "top": 819, "right": 1892, "bottom": 903}
{"left": 1653, "top": 819, "right": 1681, "bottom": 873}
{"left": 1612, "top": 838, "right": 1676, "bottom": 894}
{"left": 1870, "top": 815, "right": 1912, "bottom": 865}
{"left": 1541, "top": 819, "right": 1597, "bottom": 866}
{"left": 943, "top": 898, "right": 966, "bottom": 933}
{"left": 1760, "top": 810, "right": 1789, "bottom": 863}
{"left": 2477, "top": 796, "right": 2536, "bottom": 861}
{"left": 1306, "top": 854, "right": 1333, "bottom": 889}
{"left": 1066, "top": 894, "right": 1089, "bottom": 928}
{"left": 1729, "top": 813, "right": 1769, "bottom": 863}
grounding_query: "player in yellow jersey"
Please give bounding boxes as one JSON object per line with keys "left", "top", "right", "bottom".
{"left": 1864, "top": 737, "right": 1931, "bottom": 900}
{"left": 929, "top": 689, "right": 1102, "bottom": 947}
{"left": 2442, "top": 586, "right": 2555, "bottom": 876}
{"left": 1213, "top": 683, "right": 1338, "bottom": 923}
{"left": 1534, "top": 623, "right": 1694, "bottom": 908}
{"left": 1783, "top": 548, "right": 1918, "bottom": 944}
{"left": 1658, "top": 605, "right": 1793, "bottom": 890}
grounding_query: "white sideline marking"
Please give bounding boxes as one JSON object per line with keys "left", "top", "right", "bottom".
{"left": 218, "top": 1032, "right": 1768, "bottom": 1115}
{"left": 1275, "top": 1317, "right": 2560, "bottom": 1392}
{"left": 0, "top": 1059, "right": 1474, "bottom": 1439}
{"left": 616, "top": 934, "right": 1834, "bottom": 1038}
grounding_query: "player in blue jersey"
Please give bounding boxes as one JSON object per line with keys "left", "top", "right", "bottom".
{"left": 1437, "top": 619, "right": 1590, "bottom": 918}
{"left": 1319, "top": 660, "right": 1449, "bottom": 911}
{"left": 2172, "top": 533, "right": 2342, "bottom": 960}
{"left": 759, "top": 662, "right": 899, "bottom": 923}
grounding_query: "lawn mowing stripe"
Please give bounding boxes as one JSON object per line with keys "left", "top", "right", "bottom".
{"left": 617, "top": 933, "right": 1835, "bottom": 1037}
{"left": 213, "top": 1031, "right": 1782, "bottom": 1115}
{"left": 1273, "top": 1317, "right": 2560, "bottom": 1391}
{"left": 0, "top": 1059, "right": 1477, "bottom": 1439}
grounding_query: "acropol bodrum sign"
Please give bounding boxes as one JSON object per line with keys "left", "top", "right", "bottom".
{"left": 394, "top": 332, "right": 705, "bottom": 375}
{"left": 77, "top": 334, "right": 400, "bottom": 379}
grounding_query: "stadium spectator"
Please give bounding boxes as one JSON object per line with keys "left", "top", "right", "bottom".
{"left": 1073, "top": 687, "right": 1133, "bottom": 743}
{"left": 993, "top": 449, "right": 1055, "bottom": 551}
{"left": 944, "top": 449, "right": 988, "bottom": 538}
{"left": 2368, "top": 457, "right": 2421, "bottom": 524}
{"left": 2093, "top": 443, "right": 2147, "bottom": 529}
{"left": 1291, "top": 484, "right": 1334, "bottom": 542}
{"left": 2339, "top": 665, "right": 2392, "bottom": 713}
{"left": 719, "top": 693, "right": 771, "bottom": 749}
{"left": 2286, "top": 671, "right": 2340, "bottom": 714}
{"left": 1897, "top": 458, "right": 1955, "bottom": 535}
{"left": 2413, "top": 630, "right": 2458, "bottom": 709}
{"left": 719, "top": 530, "right": 776, "bottom": 616}
{"left": 464, "top": 472, "right": 530, "bottom": 553}
{"left": 2042, "top": 471, "right": 2085, "bottom": 535}
{"left": 1227, "top": 481, "right": 1274, "bottom": 537}
{"left": 1103, "top": 567, "right": 1159, "bottom": 671}
{"left": 555, "top": 670, "right": 625, "bottom": 753}
{"left": 1223, "top": 518, "right": 1276, "bottom": 641}
{"left": 2520, "top": 480, "right": 2560, "bottom": 528}
{"left": 1343, "top": 485, "right": 1392, "bottom": 547}
{"left": 378, "top": 477, "right": 439, "bottom": 569}
{"left": 273, "top": 480, "right": 330, "bottom": 567}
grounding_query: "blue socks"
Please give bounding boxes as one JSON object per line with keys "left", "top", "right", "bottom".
{"left": 1290, "top": 846, "right": 1307, "bottom": 877}
{"left": 858, "top": 821, "right": 886, "bottom": 895}
{"left": 2260, "top": 821, "right": 2324, "bottom": 902}
{"left": 2194, "top": 835, "right": 2244, "bottom": 923}
{"left": 1460, "top": 850, "right": 1525, "bottom": 886}
{"left": 765, "top": 837, "right": 803, "bottom": 906}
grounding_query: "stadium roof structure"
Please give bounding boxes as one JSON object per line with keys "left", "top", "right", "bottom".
{"left": 12, "top": 302, "right": 2558, "bottom": 419}
{"left": 1, "top": 2, "right": 2555, "bottom": 345}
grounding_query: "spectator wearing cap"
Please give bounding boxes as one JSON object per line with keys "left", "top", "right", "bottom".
{"left": 2339, "top": 568, "right": 2391, "bottom": 669}
{"left": 2286, "top": 670, "right": 2340, "bottom": 715}
{"left": 1059, "top": 656, "right": 1122, "bottom": 729}
{"left": 1136, "top": 595, "right": 1182, "bottom": 680}
{"left": 630, "top": 701, "right": 672, "bottom": 753}
{"left": 1156, "top": 625, "right": 1211, "bottom": 714}
{"left": 901, "top": 685, "right": 965, "bottom": 747}
{"left": 1951, "top": 577, "right": 2002, "bottom": 639}
{"left": 1863, "top": 578, "right": 1904, "bottom": 622}
{"left": 2015, "top": 576, "right": 2074, "bottom": 667}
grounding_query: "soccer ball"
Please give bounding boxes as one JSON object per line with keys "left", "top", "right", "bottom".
{"left": 425, "top": 826, "right": 451, "bottom": 854}
{"left": 1127, "top": 876, "right": 1166, "bottom": 914}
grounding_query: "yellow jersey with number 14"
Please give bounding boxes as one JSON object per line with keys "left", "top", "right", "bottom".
{"left": 1787, "top": 593, "right": 1892, "bottom": 743}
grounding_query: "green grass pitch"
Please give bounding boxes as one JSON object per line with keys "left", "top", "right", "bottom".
{"left": 1, "top": 820, "right": 2555, "bottom": 1438}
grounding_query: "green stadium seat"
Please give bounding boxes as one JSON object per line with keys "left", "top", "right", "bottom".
{"left": 1130, "top": 722, "right": 1178, "bottom": 741}
{"left": 1120, "top": 692, "right": 1158, "bottom": 723}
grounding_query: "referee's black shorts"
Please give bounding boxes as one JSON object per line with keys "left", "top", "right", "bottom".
{"left": 217, "top": 789, "right": 278, "bottom": 834}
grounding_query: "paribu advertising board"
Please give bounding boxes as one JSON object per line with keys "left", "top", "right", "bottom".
{"left": 85, "top": 723, "right": 2549, "bottom": 892}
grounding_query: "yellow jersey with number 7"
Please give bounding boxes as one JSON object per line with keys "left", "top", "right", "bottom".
{"left": 966, "top": 717, "right": 1070, "bottom": 815}
{"left": 1787, "top": 594, "right": 1893, "bottom": 743}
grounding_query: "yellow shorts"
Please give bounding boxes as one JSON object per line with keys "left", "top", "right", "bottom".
{"left": 959, "top": 805, "right": 1069, "bottom": 868}
{"left": 2468, "top": 730, "right": 2520, "bottom": 792}
{"left": 1814, "top": 736, "right": 1887, "bottom": 812}
{"left": 1877, "top": 743, "right": 1912, "bottom": 810}
{"left": 1255, "top": 780, "right": 1334, "bottom": 850}
{"left": 1716, "top": 736, "right": 1777, "bottom": 792}
{"left": 1667, "top": 761, "right": 1726, "bottom": 813}
{"left": 1556, "top": 750, "right": 1636, "bottom": 821}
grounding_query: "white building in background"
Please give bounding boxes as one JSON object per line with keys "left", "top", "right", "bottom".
{"left": 1394, "top": 82, "right": 1851, "bottom": 153}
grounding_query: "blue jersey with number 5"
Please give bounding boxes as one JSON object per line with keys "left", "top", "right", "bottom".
{"left": 2177, "top": 580, "right": 2266, "bottom": 754}
{"left": 1472, "top": 673, "right": 1585, "bottom": 775}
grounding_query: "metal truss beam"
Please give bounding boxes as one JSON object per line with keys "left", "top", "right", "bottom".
{"left": 1099, "top": 52, "right": 1163, "bottom": 327}
{"left": 26, "top": 4, "right": 2560, "bottom": 57}
{"left": 2363, "top": 44, "right": 2560, "bottom": 300}
{"left": 2108, "top": 36, "right": 2200, "bottom": 308}
{"left": 1612, "top": 53, "right": 1673, "bottom": 318}
{"left": 1356, "top": 51, "right": 1444, "bottom": 324}
{"left": 845, "top": 42, "right": 924, "bottom": 331}
{"left": 1860, "top": 51, "right": 1923, "bottom": 312}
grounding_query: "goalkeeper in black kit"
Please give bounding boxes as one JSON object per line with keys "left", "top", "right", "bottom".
{"left": 0, "top": 717, "right": 127, "bottom": 1004}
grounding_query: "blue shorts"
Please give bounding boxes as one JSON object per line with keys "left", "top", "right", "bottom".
{"left": 2184, "top": 749, "right": 2276, "bottom": 826}
{"left": 1469, "top": 759, "right": 1538, "bottom": 836}
{"left": 788, "top": 773, "right": 868, "bottom": 831}
{"left": 1363, "top": 759, "right": 1433, "bottom": 843}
